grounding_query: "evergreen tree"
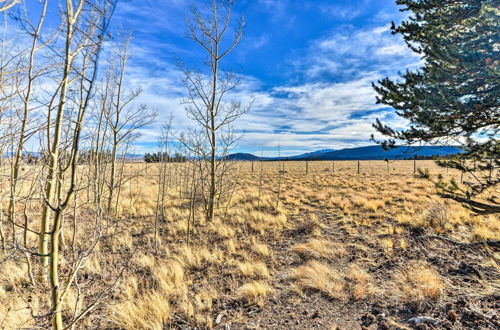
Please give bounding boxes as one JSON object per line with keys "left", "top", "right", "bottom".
{"left": 373, "top": 0, "right": 499, "bottom": 213}
{"left": 144, "top": 152, "right": 186, "bottom": 163}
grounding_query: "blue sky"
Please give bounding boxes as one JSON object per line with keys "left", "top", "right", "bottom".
{"left": 107, "top": 0, "right": 421, "bottom": 156}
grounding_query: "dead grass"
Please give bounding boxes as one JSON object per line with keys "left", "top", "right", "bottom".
{"left": 347, "top": 264, "right": 377, "bottom": 300}
{"left": 237, "top": 261, "right": 270, "bottom": 279}
{"left": 291, "top": 238, "right": 345, "bottom": 260}
{"left": 110, "top": 291, "right": 171, "bottom": 329}
{"left": 236, "top": 281, "right": 274, "bottom": 306}
{"left": 249, "top": 236, "right": 271, "bottom": 257}
{"left": 392, "top": 262, "right": 444, "bottom": 307}
{"left": 174, "top": 245, "right": 224, "bottom": 270}
{"left": 472, "top": 214, "right": 500, "bottom": 241}
{"left": 291, "top": 261, "right": 346, "bottom": 300}
{"left": 1, "top": 160, "right": 496, "bottom": 328}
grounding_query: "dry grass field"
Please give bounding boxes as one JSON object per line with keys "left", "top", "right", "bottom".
{"left": 1, "top": 160, "right": 499, "bottom": 329}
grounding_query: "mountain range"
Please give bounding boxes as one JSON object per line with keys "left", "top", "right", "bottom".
{"left": 227, "top": 145, "right": 462, "bottom": 161}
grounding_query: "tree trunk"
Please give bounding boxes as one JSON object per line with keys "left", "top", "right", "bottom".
{"left": 207, "top": 44, "right": 219, "bottom": 222}
{"left": 107, "top": 142, "right": 117, "bottom": 213}
{"left": 40, "top": 0, "right": 75, "bottom": 271}
{"left": 50, "top": 210, "right": 64, "bottom": 329}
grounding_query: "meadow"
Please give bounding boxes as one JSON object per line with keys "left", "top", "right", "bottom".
{"left": 0, "top": 160, "right": 498, "bottom": 329}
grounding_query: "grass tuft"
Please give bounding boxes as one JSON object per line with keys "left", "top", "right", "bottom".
{"left": 236, "top": 281, "right": 274, "bottom": 306}
{"left": 291, "top": 261, "right": 346, "bottom": 300}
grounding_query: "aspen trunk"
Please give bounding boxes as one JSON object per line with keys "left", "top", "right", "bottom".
{"left": 50, "top": 210, "right": 63, "bottom": 329}
{"left": 40, "top": 0, "right": 76, "bottom": 271}
{"left": 207, "top": 43, "right": 219, "bottom": 222}
{"left": 8, "top": 0, "right": 47, "bottom": 250}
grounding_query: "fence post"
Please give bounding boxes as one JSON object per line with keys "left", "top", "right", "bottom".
{"left": 357, "top": 161, "right": 360, "bottom": 175}
{"left": 251, "top": 161, "right": 254, "bottom": 173}
{"left": 306, "top": 160, "right": 309, "bottom": 175}
{"left": 332, "top": 161, "right": 335, "bottom": 174}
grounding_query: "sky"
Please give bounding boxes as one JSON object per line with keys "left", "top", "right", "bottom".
{"left": 40, "top": 0, "right": 424, "bottom": 157}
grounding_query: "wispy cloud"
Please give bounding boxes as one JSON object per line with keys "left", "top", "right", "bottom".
{"left": 246, "top": 34, "right": 269, "bottom": 49}
{"left": 295, "top": 25, "right": 419, "bottom": 82}
{"left": 256, "top": 0, "right": 289, "bottom": 19}
{"left": 230, "top": 74, "right": 404, "bottom": 152}
{"left": 319, "top": 4, "right": 363, "bottom": 20}
{"left": 110, "top": 1, "right": 420, "bottom": 156}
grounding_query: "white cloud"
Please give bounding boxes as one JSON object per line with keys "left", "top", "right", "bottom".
{"left": 247, "top": 34, "right": 269, "bottom": 49}
{"left": 124, "top": 60, "right": 398, "bottom": 153}
{"left": 123, "top": 47, "right": 413, "bottom": 154}
{"left": 299, "top": 25, "right": 419, "bottom": 81}
{"left": 375, "top": 43, "right": 409, "bottom": 56}
{"left": 106, "top": 7, "right": 421, "bottom": 156}
{"left": 319, "top": 5, "right": 363, "bottom": 21}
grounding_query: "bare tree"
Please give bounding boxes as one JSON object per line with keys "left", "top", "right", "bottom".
{"left": 181, "top": 0, "right": 250, "bottom": 222}
{"left": 0, "top": 7, "right": 20, "bottom": 251}
{"left": 7, "top": 0, "right": 51, "bottom": 263}
{"left": 37, "top": 1, "right": 117, "bottom": 328}
{"left": 0, "top": 0, "right": 18, "bottom": 12}
{"left": 154, "top": 116, "right": 173, "bottom": 251}
{"left": 103, "top": 37, "right": 155, "bottom": 215}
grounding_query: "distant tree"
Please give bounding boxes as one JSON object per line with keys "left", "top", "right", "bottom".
{"left": 372, "top": 0, "right": 499, "bottom": 213}
{"left": 23, "top": 152, "right": 39, "bottom": 165}
{"left": 78, "top": 150, "right": 112, "bottom": 165}
{"left": 172, "top": 152, "right": 187, "bottom": 163}
{"left": 144, "top": 152, "right": 186, "bottom": 163}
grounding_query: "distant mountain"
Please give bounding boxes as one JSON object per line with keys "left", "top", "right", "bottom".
{"left": 226, "top": 153, "right": 263, "bottom": 161}
{"left": 122, "top": 153, "right": 144, "bottom": 159}
{"left": 227, "top": 145, "right": 462, "bottom": 161}
{"left": 288, "top": 149, "right": 336, "bottom": 159}
{"left": 306, "top": 145, "right": 462, "bottom": 160}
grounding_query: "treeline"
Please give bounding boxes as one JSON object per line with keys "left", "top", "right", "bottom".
{"left": 144, "top": 152, "right": 187, "bottom": 163}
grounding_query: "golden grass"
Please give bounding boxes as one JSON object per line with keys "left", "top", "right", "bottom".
{"left": 174, "top": 245, "right": 224, "bottom": 271}
{"left": 353, "top": 197, "right": 385, "bottom": 212}
{"left": 291, "top": 261, "right": 346, "bottom": 300}
{"left": 237, "top": 261, "right": 271, "bottom": 279}
{"left": 392, "top": 262, "right": 444, "bottom": 306}
{"left": 0, "top": 160, "right": 495, "bottom": 328}
{"left": 110, "top": 291, "right": 171, "bottom": 329}
{"left": 0, "top": 260, "right": 26, "bottom": 292}
{"left": 224, "top": 238, "right": 238, "bottom": 255}
{"left": 236, "top": 281, "right": 274, "bottom": 306}
{"left": 208, "top": 219, "right": 236, "bottom": 238}
{"left": 250, "top": 236, "right": 271, "bottom": 257}
{"left": 291, "top": 238, "right": 345, "bottom": 260}
{"left": 0, "top": 262, "right": 37, "bottom": 328}
{"left": 347, "top": 264, "right": 377, "bottom": 300}
{"left": 155, "top": 260, "right": 187, "bottom": 295}
{"left": 472, "top": 214, "right": 500, "bottom": 241}
{"left": 110, "top": 259, "right": 189, "bottom": 328}
{"left": 380, "top": 238, "right": 394, "bottom": 254}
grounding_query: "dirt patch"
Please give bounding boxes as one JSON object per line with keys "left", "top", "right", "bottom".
{"left": 225, "top": 203, "right": 499, "bottom": 330}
